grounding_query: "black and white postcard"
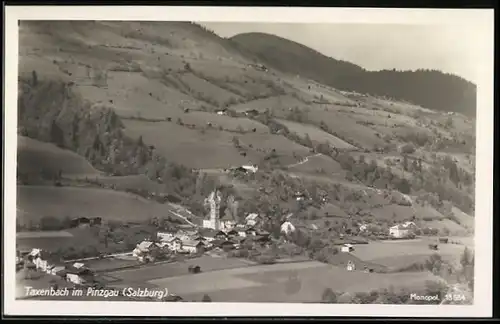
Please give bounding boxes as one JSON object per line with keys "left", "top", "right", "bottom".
{"left": 3, "top": 6, "right": 494, "bottom": 318}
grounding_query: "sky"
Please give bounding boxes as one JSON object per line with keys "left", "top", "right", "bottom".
{"left": 201, "top": 23, "right": 480, "bottom": 84}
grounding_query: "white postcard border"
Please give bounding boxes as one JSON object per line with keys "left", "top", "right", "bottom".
{"left": 3, "top": 6, "right": 494, "bottom": 317}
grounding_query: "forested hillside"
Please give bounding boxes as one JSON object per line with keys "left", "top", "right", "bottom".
{"left": 230, "top": 32, "right": 476, "bottom": 117}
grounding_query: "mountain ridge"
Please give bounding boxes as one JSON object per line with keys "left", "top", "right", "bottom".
{"left": 230, "top": 32, "right": 476, "bottom": 117}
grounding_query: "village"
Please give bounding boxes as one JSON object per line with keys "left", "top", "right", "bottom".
{"left": 16, "top": 182, "right": 439, "bottom": 303}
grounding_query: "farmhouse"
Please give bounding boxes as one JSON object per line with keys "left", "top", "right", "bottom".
{"left": 341, "top": 244, "right": 355, "bottom": 253}
{"left": 164, "top": 237, "right": 183, "bottom": 252}
{"left": 219, "top": 212, "right": 236, "bottom": 231}
{"left": 389, "top": 224, "right": 415, "bottom": 239}
{"left": 197, "top": 228, "right": 217, "bottom": 242}
{"left": 214, "top": 230, "right": 228, "bottom": 240}
{"left": 65, "top": 263, "right": 95, "bottom": 285}
{"left": 69, "top": 217, "right": 91, "bottom": 228}
{"left": 47, "top": 265, "right": 66, "bottom": 277}
{"left": 245, "top": 213, "right": 260, "bottom": 226}
{"left": 181, "top": 240, "right": 205, "bottom": 254}
{"left": 244, "top": 109, "right": 260, "bottom": 117}
{"left": 133, "top": 240, "right": 160, "bottom": 262}
{"left": 225, "top": 229, "right": 239, "bottom": 238}
{"left": 245, "top": 226, "right": 258, "bottom": 237}
{"left": 280, "top": 221, "right": 296, "bottom": 235}
{"left": 157, "top": 231, "right": 175, "bottom": 242}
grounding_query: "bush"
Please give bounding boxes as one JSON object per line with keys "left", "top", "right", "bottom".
{"left": 255, "top": 254, "right": 277, "bottom": 264}
{"left": 400, "top": 144, "right": 416, "bottom": 154}
{"left": 321, "top": 288, "right": 338, "bottom": 303}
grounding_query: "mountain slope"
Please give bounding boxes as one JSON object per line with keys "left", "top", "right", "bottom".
{"left": 17, "top": 20, "right": 475, "bottom": 239}
{"left": 230, "top": 32, "right": 477, "bottom": 117}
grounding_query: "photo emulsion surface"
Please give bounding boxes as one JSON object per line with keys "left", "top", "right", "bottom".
{"left": 5, "top": 8, "right": 493, "bottom": 317}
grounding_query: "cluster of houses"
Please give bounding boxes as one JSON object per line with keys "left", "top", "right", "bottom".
{"left": 132, "top": 225, "right": 273, "bottom": 262}
{"left": 18, "top": 248, "right": 97, "bottom": 286}
{"left": 359, "top": 221, "right": 418, "bottom": 239}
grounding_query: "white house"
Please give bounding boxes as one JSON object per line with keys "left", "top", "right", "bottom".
{"left": 180, "top": 240, "right": 204, "bottom": 254}
{"left": 280, "top": 221, "right": 296, "bottom": 235}
{"left": 341, "top": 244, "right": 355, "bottom": 253}
{"left": 346, "top": 260, "right": 356, "bottom": 271}
{"left": 245, "top": 213, "right": 260, "bottom": 226}
{"left": 219, "top": 211, "right": 237, "bottom": 231}
{"left": 389, "top": 225, "right": 410, "bottom": 238}
{"left": 133, "top": 240, "right": 160, "bottom": 262}
{"left": 66, "top": 263, "right": 94, "bottom": 285}
{"left": 157, "top": 231, "right": 175, "bottom": 242}
{"left": 48, "top": 265, "right": 66, "bottom": 276}
{"left": 164, "top": 237, "right": 183, "bottom": 252}
{"left": 242, "top": 165, "right": 258, "bottom": 173}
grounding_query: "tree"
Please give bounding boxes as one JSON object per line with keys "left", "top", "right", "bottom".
{"left": 39, "top": 216, "right": 62, "bottom": 231}
{"left": 32, "top": 70, "right": 38, "bottom": 86}
{"left": 232, "top": 136, "right": 240, "bottom": 148}
{"left": 50, "top": 121, "right": 65, "bottom": 148}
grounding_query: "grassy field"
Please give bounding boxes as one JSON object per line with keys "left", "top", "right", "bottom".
{"left": 17, "top": 136, "right": 100, "bottom": 177}
{"left": 276, "top": 119, "right": 357, "bottom": 150}
{"left": 351, "top": 238, "right": 469, "bottom": 269}
{"left": 288, "top": 153, "right": 346, "bottom": 176}
{"left": 88, "top": 174, "right": 168, "bottom": 194}
{"left": 148, "top": 260, "right": 440, "bottom": 302}
{"left": 17, "top": 236, "right": 75, "bottom": 252}
{"left": 123, "top": 119, "right": 260, "bottom": 169}
{"left": 178, "top": 110, "right": 270, "bottom": 133}
{"left": 16, "top": 185, "right": 188, "bottom": 224}
{"left": 108, "top": 255, "right": 254, "bottom": 283}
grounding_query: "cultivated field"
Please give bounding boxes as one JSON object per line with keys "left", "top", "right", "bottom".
{"left": 276, "top": 119, "right": 357, "bottom": 150}
{"left": 148, "top": 260, "right": 441, "bottom": 302}
{"left": 17, "top": 136, "right": 100, "bottom": 177}
{"left": 123, "top": 119, "right": 260, "bottom": 169}
{"left": 351, "top": 238, "right": 469, "bottom": 269}
{"left": 16, "top": 185, "right": 188, "bottom": 224}
{"left": 288, "top": 153, "right": 346, "bottom": 176}
{"left": 107, "top": 255, "right": 254, "bottom": 283}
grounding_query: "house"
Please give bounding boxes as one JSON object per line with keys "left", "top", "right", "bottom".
{"left": 256, "top": 229, "right": 270, "bottom": 237}
{"left": 245, "top": 213, "right": 260, "bottom": 226}
{"left": 389, "top": 225, "right": 410, "bottom": 239}
{"left": 198, "top": 228, "right": 217, "bottom": 242}
{"left": 216, "top": 109, "right": 227, "bottom": 115}
{"left": 241, "top": 165, "right": 258, "bottom": 173}
{"left": 181, "top": 240, "right": 205, "bottom": 254}
{"left": 48, "top": 265, "right": 66, "bottom": 277}
{"left": 252, "top": 235, "right": 271, "bottom": 248}
{"left": 346, "top": 260, "right": 356, "bottom": 271}
{"left": 164, "top": 237, "right": 183, "bottom": 252}
{"left": 133, "top": 240, "right": 160, "bottom": 262}
{"left": 244, "top": 109, "right": 260, "bottom": 117}
{"left": 280, "top": 221, "right": 296, "bottom": 235}
{"left": 235, "top": 226, "right": 248, "bottom": 237}
{"left": 294, "top": 192, "right": 307, "bottom": 201}
{"left": 245, "top": 226, "right": 257, "bottom": 236}
{"left": 65, "top": 263, "right": 95, "bottom": 285}
{"left": 219, "top": 213, "right": 236, "bottom": 231}
{"left": 70, "top": 217, "right": 91, "bottom": 228}
{"left": 225, "top": 229, "right": 239, "bottom": 238}
{"left": 90, "top": 217, "right": 102, "bottom": 226}
{"left": 157, "top": 231, "right": 175, "bottom": 242}
{"left": 214, "top": 230, "right": 228, "bottom": 240}
{"left": 233, "top": 236, "right": 248, "bottom": 248}
{"left": 219, "top": 240, "right": 236, "bottom": 250}
{"left": 341, "top": 244, "right": 355, "bottom": 253}
{"left": 359, "top": 224, "right": 368, "bottom": 232}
